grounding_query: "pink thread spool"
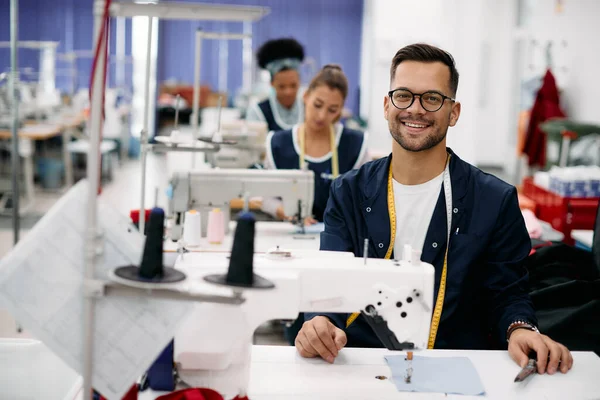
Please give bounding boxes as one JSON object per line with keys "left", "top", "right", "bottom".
{"left": 207, "top": 208, "right": 225, "bottom": 244}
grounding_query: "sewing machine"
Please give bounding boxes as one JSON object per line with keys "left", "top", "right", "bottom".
{"left": 204, "top": 120, "right": 269, "bottom": 169}
{"left": 169, "top": 168, "right": 314, "bottom": 240}
{"left": 159, "top": 242, "right": 435, "bottom": 398}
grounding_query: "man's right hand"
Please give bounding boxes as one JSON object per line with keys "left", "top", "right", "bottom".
{"left": 295, "top": 316, "right": 347, "bottom": 363}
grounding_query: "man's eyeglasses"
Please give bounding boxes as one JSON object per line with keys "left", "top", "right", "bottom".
{"left": 388, "top": 88, "right": 455, "bottom": 112}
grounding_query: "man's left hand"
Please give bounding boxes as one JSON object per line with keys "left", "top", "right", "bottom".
{"left": 508, "top": 329, "right": 573, "bottom": 374}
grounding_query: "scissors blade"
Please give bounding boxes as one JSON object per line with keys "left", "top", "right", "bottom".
{"left": 514, "top": 359, "right": 537, "bottom": 382}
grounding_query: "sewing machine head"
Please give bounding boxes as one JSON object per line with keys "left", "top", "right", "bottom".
{"left": 170, "top": 235, "right": 434, "bottom": 397}
{"left": 169, "top": 168, "right": 314, "bottom": 239}
{"left": 203, "top": 120, "right": 268, "bottom": 169}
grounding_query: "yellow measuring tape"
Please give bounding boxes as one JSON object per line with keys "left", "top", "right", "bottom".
{"left": 346, "top": 155, "right": 452, "bottom": 350}
{"left": 298, "top": 124, "right": 339, "bottom": 178}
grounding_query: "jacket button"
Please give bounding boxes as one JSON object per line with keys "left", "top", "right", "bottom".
{"left": 453, "top": 208, "right": 458, "bottom": 213}
{"left": 378, "top": 243, "right": 384, "bottom": 248}
{"left": 366, "top": 207, "right": 372, "bottom": 212}
{"left": 432, "top": 242, "right": 438, "bottom": 248}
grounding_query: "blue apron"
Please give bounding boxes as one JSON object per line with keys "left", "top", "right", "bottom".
{"left": 267, "top": 124, "right": 366, "bottom": 222}
{"left": 258, "top": 100, "right": 282, "bottom": 132}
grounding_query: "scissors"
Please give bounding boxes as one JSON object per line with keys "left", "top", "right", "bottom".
{"left": 514, "top": 351, "right": 561, "bottom": 383}
{"left": 514, "top": 357, "right": 537, "bottom": 382}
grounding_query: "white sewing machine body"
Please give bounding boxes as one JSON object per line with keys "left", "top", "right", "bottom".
{"left": 172, "top": 249, "right": 435, "bottom": 398}
{"left": 204, "top": 120, "right": 269, "bottom": 169}
{"left": 169, "top": 168, "right": 314, "bottom": 239}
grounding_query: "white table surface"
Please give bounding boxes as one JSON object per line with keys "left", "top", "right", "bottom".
{"left": 137, "top": 345, "right": 600, "bottom": 400}
{"left": 164, "top": 221, "right": 321, "bottom": 255}
{"left": 0, "top": 338, "right": 82, "bottom": 400}
{"left": 6, "top": 342, "right": 599, "bottom": 400}
{"left": 571, "top": 229, "right": 594, "bottom": 248}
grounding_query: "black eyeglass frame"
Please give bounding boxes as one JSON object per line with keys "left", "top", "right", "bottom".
{"left": 388, "top": 88, "right": 455, "bottom": 112}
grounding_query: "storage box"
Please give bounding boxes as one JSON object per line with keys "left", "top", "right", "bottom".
{"left": 522, "top": 177, "right": 599, "bottom": 245}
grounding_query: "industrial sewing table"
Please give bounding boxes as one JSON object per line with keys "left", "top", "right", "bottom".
{"left": 2, "top": 217, "right": 599, "bottom": 399}
{"left": 136, "top": 346, "right": 600, "bottom": 400}
{"left": 21, "top": 345, "right": 592, "bottom": 399}
{"left": 0, "top": 112, "right": 84, "bottom": 214}
{"left": 163, "top": 221, "right": 322, "bottom": 265}
{"left": 137, "top": 218, "right": 600, "bottom": 399}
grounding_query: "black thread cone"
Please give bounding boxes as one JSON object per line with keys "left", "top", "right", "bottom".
{"left": 227, "top": 212, "right": 255, "bottom": 285}
{"left": 114, "top": 207, "right": 185, "bottom": 284}
{"left": 139, "top": 207, "right": 166, "bottom": 279}
{"left": 204, "top": 212, "right": 274, "bottom": 289}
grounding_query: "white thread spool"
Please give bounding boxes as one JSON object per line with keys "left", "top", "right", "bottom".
{"left": 411, "top": 249, "right": 422, "bottom": 265}
{"left": 183, "top": 209, "right": 202, "bottom": 247}
{"left": 403, "top": 244, "right": 412, "bottom": 262}
{"left": 170, "top": 129, "right": 181, "bottom": 143}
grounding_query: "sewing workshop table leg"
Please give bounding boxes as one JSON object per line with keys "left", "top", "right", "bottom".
{"left": 62, "top": 128, "right": 73, "bottom": 187}
{"left": 22, "top": 144, "right": 35, "bottom": 212}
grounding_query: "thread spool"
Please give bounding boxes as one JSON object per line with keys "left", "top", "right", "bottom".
{"left": 139, "top": 207, "right": 166, "bottom": 279}
{"left": 207, "top": 208, "right": 225, "bottom": 244}
{"left": 113, "top": 207, "right": 186, "bottom": 284}
{"left": 204, "top": 212, "right": 274, "bottom": 289}
{"left": 170, "top": 129, "right": 181, "bottom": 143}
{"left": 183, "top": 209, "right": 202, "bottom": 247}
{"left": 212, "top": 131, "right": 223, "bottom": 143}
{"left": 411, "top": 249, "right": 422, "bottom": 265}
{"left": 403, "top": 244, "right": 412, "bottom": 262}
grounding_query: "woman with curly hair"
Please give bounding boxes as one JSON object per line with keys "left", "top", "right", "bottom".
{"left": 246, "top": 38, "right": 305, "bottom": 131}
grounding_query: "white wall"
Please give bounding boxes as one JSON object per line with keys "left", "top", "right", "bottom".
{"left": 360, "top": 0, "right": 499, "bottom": 165}
{"left": 473, "top": 0, "right": 519, "bottom": 167}
{"left": 360, "top": 0, "right": 600, "bottom": 169}
{"left": 517, "top": 0, "right": 600, "bottom": 125}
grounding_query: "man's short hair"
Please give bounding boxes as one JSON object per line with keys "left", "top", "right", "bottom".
{"left": 390, "top": 43, "right": 459, "bottom": 96}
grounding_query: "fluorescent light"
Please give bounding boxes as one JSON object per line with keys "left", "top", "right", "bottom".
{"left": 108, "top": 1, "right": 271, "bottom": 22}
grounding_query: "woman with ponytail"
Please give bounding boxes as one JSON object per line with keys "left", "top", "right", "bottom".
{"left": 263, "top": 64, "right": 370, "bottom": 223}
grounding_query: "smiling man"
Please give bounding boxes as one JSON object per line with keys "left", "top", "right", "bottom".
{"left": 295, "top": 43, "right": 574, "bottom": 377}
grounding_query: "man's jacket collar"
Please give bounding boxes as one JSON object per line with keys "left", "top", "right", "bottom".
{"left": 360, "top": 147, "right": 471, "bottom": 260}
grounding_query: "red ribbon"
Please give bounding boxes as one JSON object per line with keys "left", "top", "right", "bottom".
{"left": 88, "top": 0, "right": 111, "bottom": 194}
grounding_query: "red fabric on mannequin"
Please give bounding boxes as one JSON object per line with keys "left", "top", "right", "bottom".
{"left": 522, "top": 69, "right": 566, "bottom": 168}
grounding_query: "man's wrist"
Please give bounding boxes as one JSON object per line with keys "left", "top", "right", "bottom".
{"left": 506, "top": 320, "right": 540, "bottom": 342}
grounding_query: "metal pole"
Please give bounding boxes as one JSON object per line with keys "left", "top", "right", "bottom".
{"left": 85, "top": 1, "right": 107, "bottom": 398}
{"left": 139, "top": 16, "right": 153, "bottom": 235}
{"left": 115, "top": 17, "right": 126, "bottom": 89}
{"left": 191, "top": 29, "right": 203, "bottom": 169}
{"left": 218, "top": 28, "right": 228, "bottom": 94}
{"left": 242, "top": 21, "right": 252, "bottom": 94}
{"left": 9, "top": 0, "right": 20, "bottom": 246}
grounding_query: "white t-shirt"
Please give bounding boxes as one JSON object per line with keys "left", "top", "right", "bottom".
{"left": 393, "top": 172, "right": 444, "bottom": 260}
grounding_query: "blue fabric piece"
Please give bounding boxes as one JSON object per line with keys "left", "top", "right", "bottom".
{"left": 384, "top": 355, "right": 485, "bottom": 396}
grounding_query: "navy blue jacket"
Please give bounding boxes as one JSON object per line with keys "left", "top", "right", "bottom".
{"left": 306, "top": 149, "right": 538, "bottom": 350}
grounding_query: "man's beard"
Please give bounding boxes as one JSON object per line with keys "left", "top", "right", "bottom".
{"left": 389, "top": 117, "right": 448, "bottom": 152}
